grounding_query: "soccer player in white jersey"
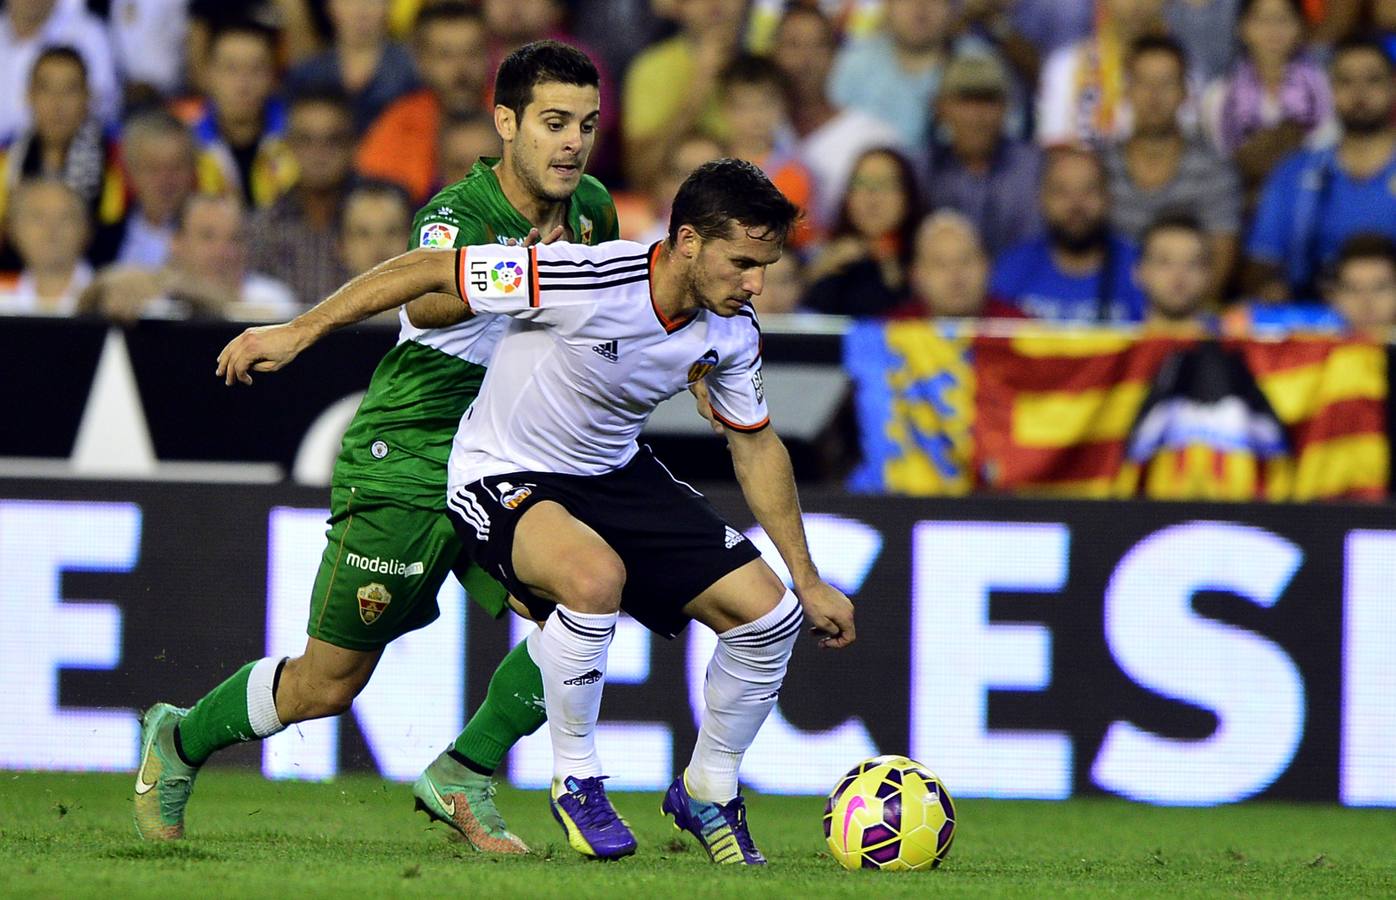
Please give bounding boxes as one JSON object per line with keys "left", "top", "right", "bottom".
{"left": 270, "top": 158, "right": 857, "bottom": 864}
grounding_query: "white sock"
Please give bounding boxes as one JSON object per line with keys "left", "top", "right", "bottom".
{"left": 247, "top": 656, "right": 287, "bottom": 738}
{"left": 537, "top": 605, "right": 617, "bottom": 790}
{"left": 686, "top": 590, "right": 802, "bottom": 803}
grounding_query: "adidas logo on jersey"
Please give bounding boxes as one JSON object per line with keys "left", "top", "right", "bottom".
{"left": 724, "top": 526, "right": 746, "bottom": 549}
{"left": 592, "top": 339, "right": 619, "bottom": 362}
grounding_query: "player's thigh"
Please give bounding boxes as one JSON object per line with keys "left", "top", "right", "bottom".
{"left": 683, "top": 557, "right": 789, "bottom": 634}
{"left": 511, "top": 500, "right": 626, "bottom": 612}
{"left": 306, "top": 487, "right": 458, "bottom": 651}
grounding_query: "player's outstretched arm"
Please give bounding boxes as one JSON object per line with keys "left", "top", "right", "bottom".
{"left": 726, "top": 426, "right": 856, "bottom": 649}
{"left": 216, "top": 248, "right": 464, "bottom": 385}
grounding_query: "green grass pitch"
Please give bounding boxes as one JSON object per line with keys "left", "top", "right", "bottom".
{"left": 2, "top": 771, "right": 1394, "bottom": 898}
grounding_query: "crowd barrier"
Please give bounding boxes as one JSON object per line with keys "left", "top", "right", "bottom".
{"left": 3, "top": 478, "right": 1392, "bottom": 806}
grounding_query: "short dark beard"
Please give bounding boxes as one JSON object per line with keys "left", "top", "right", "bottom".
{"left": 1342, "top": 112, "right": 1391, "bottom": 136}
{"left": 1047, "top": 220, "right": 1108, "bottom": 255}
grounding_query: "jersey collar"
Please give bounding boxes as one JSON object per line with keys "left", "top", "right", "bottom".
{"left": 648, "top": 241, "right": 697, "bottom": 334}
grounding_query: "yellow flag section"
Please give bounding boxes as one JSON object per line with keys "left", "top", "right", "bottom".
{"left": 1241, "top": 338, "right": 1388, "bottom": 501}
{"left": 844, "top": 320, "right": 975, "bottom": 495}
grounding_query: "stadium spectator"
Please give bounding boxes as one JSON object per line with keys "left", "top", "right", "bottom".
{"left": 109, "top": 110, "right": 198, "bottom": 270}
{"left": 1200, "top": 0, "right": 1334, "bottom": 212}
{"left": 192, "top": 21, "right": 298, "bottom": 209}
{"left": 570, "top": 0, "right": 671, "bottom": 83}
{"left": 107, "top": 0, "right": 190, "bottom": 101}
{"left": 957, "top": 0, "right": 1050, "bottom": 93}
{"left": 769, "top": 6, "right": 902, "bottom": 232}
{"left": 991, "top": 146, "right": 1147, "bottom": 321}
{"left": 337, "top": 179, "right": 412, "bottom": 276}
{"left": 717, "top": 54, "right": 816, "bottom": 247}
{"left": 186, "top": 0, "right": 319, "bottom": 92}
{"left": 1324, "top": 232, "right": 1396, "bottom": 332}
{"left": 1001, "top": 0, "right": 1097, "bottom": 57}
{"left": 1037, "top": 0, "right": 1170, "bottom": 146}
{"left": 752, "top": 252, "right": 806, "bottom": 315}
{"left": 249, "top": 90, "right": 358, "bottom": 307}
{"left": 1104, "top": 35, "right": 1241, "bottom": 297}
{"left": 621, "top": 0, "right": 745, "bottom": 188}
{"left": 0, "top": 0, "right": 119, "bottom": 144}
{"left": 0, "top": 48, "right": 125, "bottom": 269}
{"left": 885, "top": 210, "right": 1021, "bottom": 319}
{"left": 924, "top": 53, "right": 1043, "bottom": 257}
{"left": 83, "top": 193, "right": 298, "bottom": 322}
{"left": 435, "top": 111, "right": 503, "bottom": 191}
{"left": 804, "top": 147, "right": 923, "bottom": 317}
{"left": 1135, "top": 211, "right": 1214, "bottom": 327}
{"left": 356, "top": 3, "right": 490, "bottom": 202}
{"left": 830, "top": 0, "right": 1009, "bottom": 149}
{"left": 285, "top": 0, "right": 419, "bottom": 134}
{"left": 622, "top": 131, "right": 724, "bottom": 244}
{"left": 1244, "top": 37, "right": 1396, "bottom": 300}
{"left": 0, "top": 179, "right": 91, "bottom": 315}
{"left": 1165, "top": 0, "right": 1242, "bottom": 81}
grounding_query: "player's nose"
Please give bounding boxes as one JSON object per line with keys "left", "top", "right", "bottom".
{"left": 745, "top": 270, "right": 765, "bottom": 296}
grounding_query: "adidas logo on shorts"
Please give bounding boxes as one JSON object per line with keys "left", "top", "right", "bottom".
{"left": 592, "top": 339, "right": 619, "bottom": 362}
{"left": 564, "top": 668, "right": 604, "bottom": 686}
{"left": 724, "top": 526, "right": 746, "bottom": 549}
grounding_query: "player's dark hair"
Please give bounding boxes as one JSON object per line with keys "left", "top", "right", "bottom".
{"left": 1331, "top": 35, "right": 1395, "bottom": 73}
{"left": 413, "top": 1, "right": 481, "bottom": 39}
{"left": 719, "top": 53, "right": 792, "bottom": 102}
{"left": 667, "top": 158, "right": 800, "bottom": 245}
{"left": 1333, "top": 232, "right": 1396, "bottom": 276}
{"left": 208, "top": 19, "right": 280, "bottom": 57}
{"left": 1140, "top": 210, "right": 1207, "bottom": 257}
{"left": 30, "top": 46, "right": 88, "bottom": 86}
{"left": 1128, "top": 34, "right": 1188, "bottom": 74}
{"left": 494, "top": 40, "right": 600, "bottom": 116}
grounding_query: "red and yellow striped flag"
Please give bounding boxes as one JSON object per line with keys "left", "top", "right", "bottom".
{"left": 972, "top": 331, "right": 1387, "bottom": 501}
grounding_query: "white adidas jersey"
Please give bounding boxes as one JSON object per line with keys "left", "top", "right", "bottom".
{"left": 445, "top": 240, "right": 769, "bottom": 486}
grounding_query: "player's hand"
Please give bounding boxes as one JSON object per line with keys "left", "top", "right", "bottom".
{"left": 215, "top": 321, "right": 313, "bottom": 385}
{"left": 688, "top": 380, "right": 724, "bottom": 435}
{"left": 797, "top": 581, "right": 855, "bottom": 649}
{"left": 506, "top": 226, "right": 566, "bottom": 248}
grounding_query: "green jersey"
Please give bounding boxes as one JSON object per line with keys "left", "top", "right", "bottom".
{"left": 334, "top": 158, "right": 619, "bottom": 509}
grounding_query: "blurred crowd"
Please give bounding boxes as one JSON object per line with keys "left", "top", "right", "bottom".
{"left": 3, "top": 0, "right": 1396, "bottom": 336}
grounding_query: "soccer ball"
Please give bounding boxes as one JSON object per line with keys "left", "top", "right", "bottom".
{"left": 823, "top": 755, "right": 956, "bottom": 871}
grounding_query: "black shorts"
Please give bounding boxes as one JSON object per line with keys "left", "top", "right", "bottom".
{"left": 446, "top": 446, "right": 762, "bottom": 638}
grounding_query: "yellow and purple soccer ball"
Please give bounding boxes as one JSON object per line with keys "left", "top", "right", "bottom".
{"left": 823, "top": 755, "right": 956, "bottom": 871}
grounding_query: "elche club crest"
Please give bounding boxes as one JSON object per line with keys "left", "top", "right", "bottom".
{"left": 357, "top": 582, "right": 392, "bottom": 625}
{"left": 688, "top": 348, "right": 720, "bottom": 383}
{"left": 490, "top": 260, "right": 524, "bottom": 293}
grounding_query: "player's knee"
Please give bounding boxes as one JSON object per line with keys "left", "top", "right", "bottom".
{"left": 560, "top": 554, "right": 625, "bottom": 614}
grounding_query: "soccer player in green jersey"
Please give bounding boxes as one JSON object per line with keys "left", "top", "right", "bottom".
{"left": 133, "top": 41, "right": 617, "bottom": 853}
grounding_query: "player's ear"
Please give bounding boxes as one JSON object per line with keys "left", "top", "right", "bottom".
{"left": 494, "top": 105, "right": 516, "bottom": 142}
{"left": 676, "top": 224, "right": 702, "bottom": 260}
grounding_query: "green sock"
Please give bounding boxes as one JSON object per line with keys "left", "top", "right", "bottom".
{"left": 177, "top": 657, "right": 286, "bottom": 766}
{"left": 452, "top": 639, "right": 546, "bottom": 773}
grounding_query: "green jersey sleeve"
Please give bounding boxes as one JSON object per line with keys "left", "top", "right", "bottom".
{"left": 412, "top": 204, "right": 490, "bottom": 251}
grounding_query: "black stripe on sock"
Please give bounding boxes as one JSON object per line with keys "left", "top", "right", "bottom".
{"left": 447, "top": 747, "right": 495, "bottom": 776}
{"left": 555, "top": 609, "right": 615, "bottom": 639}
{"left": 172, "top": 723, "right": 198, "bottom": 768}
{"left": 735, "top": 619, "right": 805, "bottom": 649}
{"left": 723, "top": 605, "right": 802, "bottom": 646}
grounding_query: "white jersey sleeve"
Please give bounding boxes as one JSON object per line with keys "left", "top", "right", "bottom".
{"left": 706, "top": 310, "right": 770, "bottom": 432}
{"left": 455, "top": 243, "right": 592, "bottom": 327}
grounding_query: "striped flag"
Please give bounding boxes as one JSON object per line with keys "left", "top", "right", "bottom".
{"left": 972, "top": 331, "right": 1387, "bottom": 501}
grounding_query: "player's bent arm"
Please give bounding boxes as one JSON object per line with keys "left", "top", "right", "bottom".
{"left": 216, "top": 248, "right": 466, "bottom": 385}
{"left": 406, "top": 291, "right": 472, "bottom": 329}
{"left": 726, "top": 426, "right": 856, "bottom": 648}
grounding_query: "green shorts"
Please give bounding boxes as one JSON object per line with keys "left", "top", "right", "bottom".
{"left": 307, "top": 485, "right": 509, "bottom": 651}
